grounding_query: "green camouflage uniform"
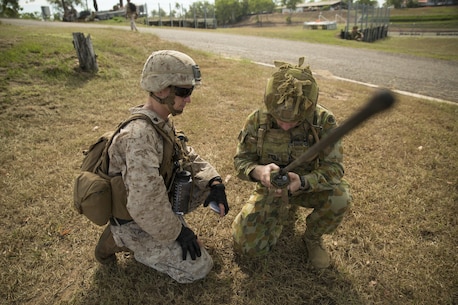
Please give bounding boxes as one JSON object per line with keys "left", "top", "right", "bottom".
{"left": 232, "top": 104, "right": 351, "bottom": 256}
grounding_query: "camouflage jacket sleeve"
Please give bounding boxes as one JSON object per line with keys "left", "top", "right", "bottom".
{"left": 186, "top": 146, "right": 220, "bottom": 190}
{"left": 304, "top": 105, "right": 345, "bottom": 192}
{"left": 233, "top": 109, "right": 263, "bottom": 181}
{"left": 108, "top": 119, "right": 182, "bottom": 243}
{"left": 234, "top": 106, "right": 346, "bottom": 192}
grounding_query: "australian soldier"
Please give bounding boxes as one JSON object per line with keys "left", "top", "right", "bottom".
{"left": 232, "top": 58, "right": 351, "bottom": 268}
{"left": 95, "top": 50, "right": 229, "bottom": 283}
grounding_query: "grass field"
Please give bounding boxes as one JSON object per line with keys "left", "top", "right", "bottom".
{"left": 0, "top": 21, "right": 457, "bottom": 305}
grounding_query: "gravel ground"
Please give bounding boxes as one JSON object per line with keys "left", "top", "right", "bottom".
{"left": 3, "top": 19, "right": 457, "bottom": 103}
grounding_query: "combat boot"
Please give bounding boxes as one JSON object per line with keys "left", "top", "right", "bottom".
{"left": 303, "top": 232, "right": 330, "bottom": 269}
{"left": 95, "top": 225, "right": 128, "bottom": 265}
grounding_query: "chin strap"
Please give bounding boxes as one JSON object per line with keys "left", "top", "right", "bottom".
{"left": 149, "top": 91, "right": 181, "bottom": 116}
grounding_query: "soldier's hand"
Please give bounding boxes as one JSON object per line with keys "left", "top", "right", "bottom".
{"left": 250, "top": 163, "right": 280, "bottom": 188}
{"left": 204, "top": 183, "right": 229, "bottom": 216}
{"left": 287, "top": 172, "right": 302, "bottom": 193}
{"left": 271, "top": 172, "right": 302, "bottom": 196}
{"left": 176, "top": 226, "right": 201, "bottom": 260}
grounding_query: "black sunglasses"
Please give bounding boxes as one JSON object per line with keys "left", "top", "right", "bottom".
{"left": 174, "top": 86, "right": 194, "bottom": 98}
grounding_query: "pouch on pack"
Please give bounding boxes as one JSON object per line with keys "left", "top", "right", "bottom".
{"left": 73, "top": 114, "right": 151, "bottom": 226}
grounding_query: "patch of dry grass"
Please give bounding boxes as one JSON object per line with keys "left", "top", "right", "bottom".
{"left": 0, "top": 23, "right": 456, "bottom": 305}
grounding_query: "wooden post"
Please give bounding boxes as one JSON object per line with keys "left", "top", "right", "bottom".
{"left": 72, "top": 32, "right": 98, "bottom": 73}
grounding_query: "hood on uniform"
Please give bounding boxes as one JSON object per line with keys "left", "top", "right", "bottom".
{"left": 264, "top": 57, "right": 319, "bottom": 123}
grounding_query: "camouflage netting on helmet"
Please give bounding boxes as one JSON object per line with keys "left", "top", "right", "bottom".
{"left": 264, "top": 57, "right": 319, "bottom": 123}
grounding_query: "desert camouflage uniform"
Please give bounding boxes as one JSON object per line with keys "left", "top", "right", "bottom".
{"left": 107, "top": 106, "right": 219, "bottom": 283}
{"left": 232, "top": 105, "right": 351, "bottom": 256}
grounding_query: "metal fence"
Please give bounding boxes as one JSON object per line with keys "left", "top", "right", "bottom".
{"left": 341, "top": 4, "right": 390, "bottom": 42}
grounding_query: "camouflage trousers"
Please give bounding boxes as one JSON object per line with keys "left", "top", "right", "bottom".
{"left": 232, "top": 180, "right": 351, "bottom": 256}
{"left": 111, "top": 216, "right": 213, "bottom": 284}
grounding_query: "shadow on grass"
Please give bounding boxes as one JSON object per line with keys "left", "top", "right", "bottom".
{"left": 230, "top": 210, "right": 364, "bottom": 305}
{"left": 80, "top": 220, "right": 363, "bottom": 305}
{"left": 81, "top": 251, "right": 233, "bottom": 304}
{"left": 84, "top": 261, "right": 219, "bottom": 304}
{"left": 232, "top": 241, "right": 364, "bottom": 305}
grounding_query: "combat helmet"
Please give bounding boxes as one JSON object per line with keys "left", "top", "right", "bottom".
{"left": 264, "top": 57, "right": 319, "bottom": 123}
{"left": 141, "top": 50, "right": 201, "bottom": 92}
{"left": 140, "top": 50, "right": 201, "bottom": 115}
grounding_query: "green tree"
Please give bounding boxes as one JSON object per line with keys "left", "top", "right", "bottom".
{"left": 355, "top": 0, "right": 378, "bottom": 5}
{"left": 47, "top": 0, "right": 85, "bottom": 10}
{"left": 42, "top": 0, "right": 84, "bottom": 20}
{"left": 0, "top": 0, "right": 21, "bottom": 17}
{"left": 281, "top": 0, "right": 301, "bottom": 24}
{"left": 248, "top": 0, "right": 275, "bottom": 14}
{"left": 405, "top": 0, "right": 419, "bottom": 8}
{"left": 215, "top": 0, "right": 243, "bottom": 25}
{"left": 151, "top": 5, "right": 167, "bottom": 17}
{"left": 281, "top": 0, "right": 302, "bottom": 12}
{"left": 247, "top": 0, "right": 275, "bottom": 26}
{"left": 21, "top": 12, "right": 41, "bottom": 19}
{"left": 175, "top": 2, "right": 183, "bottom": 17}
{"left": 186, "top": 1, "right": 214, "bottom": 18}
{"left": 387, "top": 0, "right": 403, "bottom": 8}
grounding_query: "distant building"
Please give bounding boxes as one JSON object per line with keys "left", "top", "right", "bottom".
{"left": 415, "top": 0, "right": 458, "bottom": 6}
{"left": 281, "top": 0, "right": 346, "bottom": 14}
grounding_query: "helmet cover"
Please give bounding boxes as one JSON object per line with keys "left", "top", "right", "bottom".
{"left": 140, "top": 50, "right": 201, "bottom": 93}
{"left": 264, "top": 57, "right": 319, "bottom": 122}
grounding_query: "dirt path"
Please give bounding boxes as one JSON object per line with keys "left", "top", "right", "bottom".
{"left": 3, "top": 19, "right": 457, "bottom": 103}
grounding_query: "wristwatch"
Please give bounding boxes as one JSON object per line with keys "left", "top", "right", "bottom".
{"left": 299, "top": 175, "right": 308, "bottom": 190}
{"left": 209, "top": 176, "right": 223, "bottom": 187}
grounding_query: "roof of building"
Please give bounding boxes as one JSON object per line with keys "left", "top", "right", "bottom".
{"left": 297, "top": 0, "right": 342, "bottom": 8}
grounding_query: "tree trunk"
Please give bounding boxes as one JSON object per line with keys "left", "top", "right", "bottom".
{"left": 72, "top": 32, "right": 98, "bottom": 73}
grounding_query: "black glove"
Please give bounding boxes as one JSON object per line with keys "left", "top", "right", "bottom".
{"left": 204, "top": 183, "right": 229, "bottom": 215}
{"left": 176, "top": 226, "right": 201, "bottom": 260}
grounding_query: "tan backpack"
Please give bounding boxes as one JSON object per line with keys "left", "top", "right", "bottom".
{"left": 73, "top": 114, "right": 155, "bottom": 226}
